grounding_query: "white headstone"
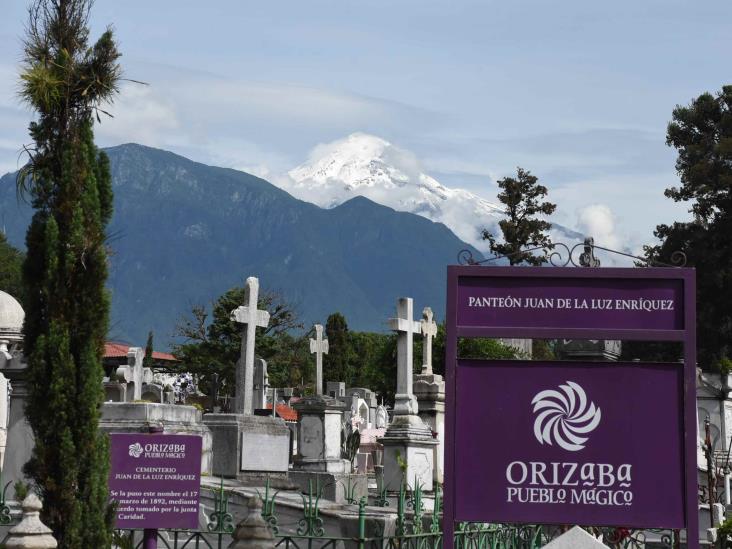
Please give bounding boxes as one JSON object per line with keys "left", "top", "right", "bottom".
{"left": 420, "top": 307, "right": 438, "bottom": 375}
{"left": 389, "top": 297, "right": 421, "bottom": 416}
{"left": 231, "top": 277, "right": 271, "bottom": 415}
{"left": 309, "top": 324, "right": 329, "bottom": 395}
{"left": 375, "top": 405, "right": 388, "bottom": 429}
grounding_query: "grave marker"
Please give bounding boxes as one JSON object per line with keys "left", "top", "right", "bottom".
{"left": 388, "top": 297, "right": 421, "bottom": 416}
{"left": 309, "top": 324, "right": 328, "bottom": 395}
{"left": 420, "top": 307, "right": 438, "bottom": 375}
{"left": 231, "top": 277, "right": 270, "bottom": 415}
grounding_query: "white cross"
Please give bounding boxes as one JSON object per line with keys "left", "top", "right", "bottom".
{"left": 115, "top": 347, "right": 148, "bottom": 401}
{"left": 420, "top": 307, "right": 438, "bottom": 375}
{"left": 309, "top": 324, "right": 329, "bottom": 395}
{"left": 388, "top": 297, "right": 421, "bottom": 416}
{"left": 231, "top": 277, "right": 271, "bottom": 415}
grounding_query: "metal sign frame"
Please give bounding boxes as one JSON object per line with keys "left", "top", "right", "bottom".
{"left": 443, "top": 266, "right": 697, "bottom": 549}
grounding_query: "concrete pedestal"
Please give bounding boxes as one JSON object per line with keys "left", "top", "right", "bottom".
{"left": 414, "top": 372, "right": 445, "bottom": 485}
{"left": 100, "top": 402, "right": 213, "bottom": 475}
{"left": 291, "top": 395, "right": 364, "bottom": 502}
{"left": 204, "top": 413, "right": 290, "bottom": 484}
{"left": 293, "top": 395, "right": 348, "bottom": 472}
{"left": 380, "top": 415, "right": 437, "bottom": 492}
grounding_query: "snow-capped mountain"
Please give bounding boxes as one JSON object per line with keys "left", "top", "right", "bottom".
{"left": 285, "top": 133, "right": 503, "bottom": 250}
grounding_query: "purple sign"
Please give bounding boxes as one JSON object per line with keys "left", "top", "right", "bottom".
{"left": 443, "top": 266, "right": 698, "bottom": 549}
{"left": 455, "top": 360, "right": 684, "bottom": 528}
{"left": 109, "top": 433, "right": 202, "bottom": 529}
{"left": 457, "top": 275, "right": 683, "bottom": 331}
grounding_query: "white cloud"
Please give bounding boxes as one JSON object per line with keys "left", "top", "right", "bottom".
{"left": 96, "top": 83, "right": 180, "bottom": 147}
{"left": 575, "top": 204, "right": 620, "bottom": 250}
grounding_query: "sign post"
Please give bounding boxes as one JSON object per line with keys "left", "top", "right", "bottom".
{"left": 109, "top": 431, "right": 203, "bottom": 544}
{"left": 443, "top": 266, "right": 697, "bottom": 548}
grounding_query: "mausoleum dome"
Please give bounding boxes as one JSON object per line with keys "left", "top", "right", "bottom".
{"left": 0, "top": 290, "right": 24, "bottom": 341}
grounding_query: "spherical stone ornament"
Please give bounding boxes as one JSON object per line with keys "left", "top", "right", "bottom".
{"left": 0, "top": 290, "right": 24, "bottom": 342}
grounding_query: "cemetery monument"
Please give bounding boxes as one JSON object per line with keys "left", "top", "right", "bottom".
{"left": 203, "top": 277, "right": 291, "bottom": 483}
{"left": 379, "top": 297, "right": 437, "bottom": 491}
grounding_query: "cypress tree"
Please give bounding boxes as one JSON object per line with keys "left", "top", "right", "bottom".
{"left": 143, "top": 330, "right": 154, "bottom": 370}
{"left": 18, "top": 1, "right": 121, "bottom": 546}
{"left": 324, "top": 312, "right": 354, "bottom": 386}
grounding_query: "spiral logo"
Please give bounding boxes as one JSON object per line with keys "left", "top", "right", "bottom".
{"left": 128, "top": 442, "right": 143, "bottom": 458}
{"left": 531, "top": 381, "right": 601, "bottom": 452}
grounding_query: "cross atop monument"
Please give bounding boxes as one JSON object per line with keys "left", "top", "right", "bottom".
{"left": 388, "top": 297, "right": 421, "bottom": 416}
{"left": 231, "top": 277, "right": 271, "bottom": 415}
{"left": 420, "top": 307, "right": 438, "bottom": 375}
{"left": 309, "top": 324, "right": 329, "bottom": 395}
{"left": 115, "top": 347, "right": 150, "bottom": 401}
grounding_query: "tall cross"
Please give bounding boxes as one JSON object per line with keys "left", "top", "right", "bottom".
{"left": 420, "top": 307, "right": 438, "bottom": 375}
{"left": 309, "top": 324, "right": 329, "bottom": 395}
{"left": 388, "top": 297, "right": 421, "bottom": 416}
{"left": 231, "top": 277, "right": 270, "bottom": 415}
{"left": 115, "top": 347, "right": 147, "bottom": 401}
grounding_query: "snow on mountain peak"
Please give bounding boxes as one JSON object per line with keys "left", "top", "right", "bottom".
{"left": 285, "top": 133, "right": 502, "bottom": 248}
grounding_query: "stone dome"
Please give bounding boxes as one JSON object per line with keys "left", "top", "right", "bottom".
{"left": 0, "top": 290, "right": 24, "bottom": 340}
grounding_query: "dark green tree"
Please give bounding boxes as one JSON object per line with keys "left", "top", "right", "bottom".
{"left": 644, "top": 86, "right": 732, "bottom": 369}
{"left": 0, "top": 233, "right": 25, "bottom": 303}
{"left": 323, "top": 312, "right": 354, "bottom": 385}
{"left": 349, "top": 331, "right": 397, "bottom": 400}
{"left": 431, "top": 322, "right": 519, "bottom": 375}
{"left": 482, "top": 167, "right": 556, "bottom": 265}
{"left": 172, "top": 284, "right": 305, "bottom": 400}
{"left": 143, "top": 330, "right": 154, "bottom": 370}
{"left": 18, "top": 0, "right": 121, "bottom": 545}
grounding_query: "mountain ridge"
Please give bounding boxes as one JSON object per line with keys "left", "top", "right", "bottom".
{"left": 0, "top": 143, "right": 481, "bottom": 348}
{"left": 283, "top": 132, "right": 585, "bottom": 248}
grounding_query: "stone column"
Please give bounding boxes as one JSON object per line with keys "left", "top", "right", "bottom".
{"left": 414, "top": 306, "right": 445, "bottom": 485}
{"left": 414, "top": 374, "right": 445, "bottom": 485}
{"left": 2, "top": 361, "right": 33, "bottom": 501}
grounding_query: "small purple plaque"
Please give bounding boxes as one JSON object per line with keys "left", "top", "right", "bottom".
{"left": 457, "top": 276, "right": 683, "bottom": 331}
{"left": 109, "top": 433, "right": 202, "bottom": 529}
{"left": 454, "top": 360, "right": 685, "bottom": 528}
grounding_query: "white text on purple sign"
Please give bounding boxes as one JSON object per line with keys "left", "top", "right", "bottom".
{"left": 505, "top": 461, "right": 633, "bottom": 507}
{"left": 467, "top": 297, "right": 675, "bottom": 312}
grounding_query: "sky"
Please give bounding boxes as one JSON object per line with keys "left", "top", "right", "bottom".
{"left": 1, "top": 0, "right": 731, "bottom": 253}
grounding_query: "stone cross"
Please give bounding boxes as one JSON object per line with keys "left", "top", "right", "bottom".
{"left": 388, "top": 297, "right": 421, "bottom": 416}
{"left": 309, "top": 324, "right": 329, "bottom": 395}
{"left": 420, "top": 307, "right": 438, "bottom": 375}
{"left": 115, "top": 347, "right": 147, "bottom": 401}
{"left": 231, "top": 277, "right": 271, "bottom": 415}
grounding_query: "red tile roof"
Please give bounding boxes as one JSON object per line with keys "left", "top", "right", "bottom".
{"left": 104, "top": 342, "right": 177, "bottom": 362}
{"left": 266, "top": 403, "right": 298, "bottom": 422}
